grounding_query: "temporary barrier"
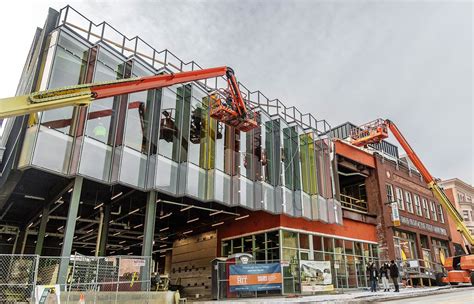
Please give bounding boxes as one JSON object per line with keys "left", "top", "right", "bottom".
{"left": 0, "top": 254, "right": 151, "bottom": 303}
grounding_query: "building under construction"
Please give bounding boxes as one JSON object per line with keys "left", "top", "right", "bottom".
{"left": 0, "top": 5, "right": 461, "bottom": 301}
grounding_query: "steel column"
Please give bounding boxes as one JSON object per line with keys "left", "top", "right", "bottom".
{"left": 141, "top": 191, "right": 157, "bottom": 290}
{"left": 97, "top": 203, "right": 111, "bottom": 256}
{"left": 34, "top": 203, "right": 51, "bottom": 255}
{"left": 57, "top": 176, "right": 83, "bottom": 286}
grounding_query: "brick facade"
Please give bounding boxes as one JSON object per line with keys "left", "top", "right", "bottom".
{"left": 373, "top": 154, "right": 453, "bottom": 262}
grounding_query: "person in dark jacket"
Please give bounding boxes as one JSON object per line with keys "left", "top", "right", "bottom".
{"left": 368, "top": 262, "right": 379, "bottom": 292}
{"left": 379, "top": 263, "right": 390, "bottom": 291}
{"left": 389, "top": 260, "right": 399, "bottom": 292}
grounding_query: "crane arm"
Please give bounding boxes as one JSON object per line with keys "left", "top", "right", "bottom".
{"left": 385, "top": 120, "right": 473, "bottom": 245}
{"left": 0, "top": 66, "right": 231, "bottom": 119}
{"left": 350, "top": 119, "right": 473, "bottom": 246}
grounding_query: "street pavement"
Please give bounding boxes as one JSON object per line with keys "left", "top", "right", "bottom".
{"left": 197, "top": 286, "right": 473, "bottom": 303}
{"left": 379, "top": 286, "right": 474, "bottom": 303}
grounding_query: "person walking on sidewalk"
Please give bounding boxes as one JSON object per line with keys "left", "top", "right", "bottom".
{"left": 390, "top": 260, "right": 400, "bottom": 292}
{"left": 368, "top": 262, "right": 379, "bottom": 292}
{"left": 380, "top": 263, "right": 390, "bottom": 292}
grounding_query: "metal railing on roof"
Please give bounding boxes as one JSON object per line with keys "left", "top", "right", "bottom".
{"left": 56, "top": 5, "right": 331, "bottom": 137}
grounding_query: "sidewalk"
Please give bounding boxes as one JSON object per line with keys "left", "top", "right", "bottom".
{"left": 196, "top": 286, "right": 454, "bottom": 303}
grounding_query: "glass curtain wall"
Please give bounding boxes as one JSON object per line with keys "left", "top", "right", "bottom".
{"left": 154, "top": 84, "right": 190, "bottom": 195}
{"left": 20, "top": 30, "right": 89, "bottom": 174}
{"left": 233, "top": 126, "right": 256, "bottom": 209}
{"left": 315, "top": 138, "right": 333, "bottom": 198}
{"left": 118, "top": 60, "right": 156, "bottom": 188}
{"left": 78, "top": 46, "right": 124, "bottom": 182}
{"left": 211, "top": 121, "right": 232, "bottom": 204}
{"left": 185, "top": 87, "right": 214, "bottom": 200}
{"left": 255, "top": 111, "right": 277, "bottom": 213}
{"left": 17, "top": 28, "right": 338, "bottom": 223}
{"left": 299, "top": 130, "right": 318, "bottom": 219}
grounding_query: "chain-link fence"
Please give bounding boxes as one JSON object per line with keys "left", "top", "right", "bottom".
{"left": 0, "top": 254, "right": 151, "bottom": 303}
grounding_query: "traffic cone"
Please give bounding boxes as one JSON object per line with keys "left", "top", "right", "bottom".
{"left": 78, "top": 293, "right": 85, "bottom": 304}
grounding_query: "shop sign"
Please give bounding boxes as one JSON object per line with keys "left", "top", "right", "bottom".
{"left": 229, "top": 263, "right": 282, "bottom": 292}
{"left": 299, "top": 260, "right": 334, "bottom": 293}
{"left": 132, "top": 259, "right": 146, "bottom": 267}
{"left": 399, "top": 216, "right": 447, "bottom": 236}
{"left": 35, "top": 285, "right": 60, "bottom": 304}
{"left": 391, "top": 202, "right": 401, "bottom": 226}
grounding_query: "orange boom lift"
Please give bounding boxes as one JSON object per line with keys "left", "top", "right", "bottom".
{"left": 351, "top": 118, "right": 474, "bottom": 285}
{"left": 0, "top": 66, "right": 258, "bottom": 132}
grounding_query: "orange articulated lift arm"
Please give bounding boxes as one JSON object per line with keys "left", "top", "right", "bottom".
{"left": 350, "top": 119, "right": 474, "bottom": 246}
{"left": 225, "top": 67, "right": 247, "bottom": 117}
{"left": 0, "top": 66, "right": 233, "bottom": 119}
{"left": 385, "top": 120, "right": 434, "bottom": 184}
{"left": 386, "top": 119, "right": 474, "bottom": 246}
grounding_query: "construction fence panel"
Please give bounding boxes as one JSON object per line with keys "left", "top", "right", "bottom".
{"left": 0, "top": 254, "right": 37, "bottom": 303}
{"left": 0, "top": 254, "right": 152, "bottom": 304}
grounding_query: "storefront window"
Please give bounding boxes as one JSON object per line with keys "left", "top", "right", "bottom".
{"left": 324, "top": 237, "right": 334, "bottom": 253}
{"left": 394, "top": 230, "right": 417, "bottom": 261}
{"left": 432, "top": 238, "right": 449, "bottom": 265}
{"left": 221, "top": 230, "right": 378, "bottom": 291}
{"left": 282, "top": 230, "right": 298, "bottom": 248}
{"left": 313, "top": 235, "right": 323, "bottom": 251}
{"left": 420, "top": 235, "right": 431, "bottom": 269}
{"left": 299, "top": 233, "right": 310, "bottom": 250}
{"left": 334, "top": 239, "right": 344, "bottom": 256}
{"left": 222, "top": 240, "right": 231, "bottom": 257}
{"left": 243, "top": 235, "right": 253, "bottom": 253}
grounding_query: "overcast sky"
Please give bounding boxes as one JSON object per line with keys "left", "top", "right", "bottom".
{"left": 1, "top": 0, "right": 472, "bottom": 184}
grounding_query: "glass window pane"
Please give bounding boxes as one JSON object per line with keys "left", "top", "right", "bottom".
{"left": 282, "top": 230, "right": 298, "bottom": 248}
{"left": 313, "top": 235, "right": 323, "bottom": 251}
{"left": 33, "top": 32, "right": 89, "bottom": 174}
{"left": 222, "top": 241, "right": 231, "bottom": 257}
{"left": 334, "top": 239, "right": 344, "bottom": 255}
{"left": 299, "top": 233, "right": 310, "bottom": 250}
{"left": 266, "top": 231, "right": 279, "bottom": 248}
{"left": 323, "top": 237, "right": 334, "bottom": 253}
{"left": 243, "top": 235, "right": 253, "bottom": 253}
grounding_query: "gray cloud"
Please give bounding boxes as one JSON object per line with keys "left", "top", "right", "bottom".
{"left": 73, "top": 0, "right": 473, "bottom": 184}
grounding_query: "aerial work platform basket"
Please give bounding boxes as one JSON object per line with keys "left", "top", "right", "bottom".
{"left": 210, "top": 92, "right": 258, "bottom": 132}
{"left": 350, "top": 118, "right": 389, "bottom": 147}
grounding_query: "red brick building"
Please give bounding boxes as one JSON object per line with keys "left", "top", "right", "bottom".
{"left": 330, "top": 123, "right": 453, "bottom": 273}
